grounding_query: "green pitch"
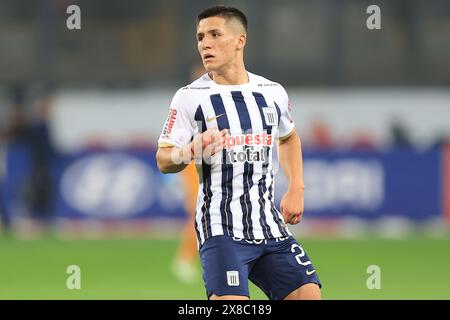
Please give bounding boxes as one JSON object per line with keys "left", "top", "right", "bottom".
{"left": 0, "top": 235, "right": 449, "bottom": 299}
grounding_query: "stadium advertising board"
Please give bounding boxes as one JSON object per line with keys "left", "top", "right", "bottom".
{"left": 3, "top": 145, "right": 444, "bottom": 223}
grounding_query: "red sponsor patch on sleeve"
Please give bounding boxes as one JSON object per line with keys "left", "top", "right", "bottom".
{"left": 162, "top": 108, "right": 178, "bottom": 137}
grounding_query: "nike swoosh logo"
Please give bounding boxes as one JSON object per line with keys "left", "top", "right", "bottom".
{"left": 306, "top": 269, "right": 316, "bottom": 276}
{"left": 206, "top": 114, "right": 225, "bottom": 122}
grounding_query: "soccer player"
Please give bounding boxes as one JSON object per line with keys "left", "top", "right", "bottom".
{"left": 157, "top": 6, "right": 321, "bottom": 300}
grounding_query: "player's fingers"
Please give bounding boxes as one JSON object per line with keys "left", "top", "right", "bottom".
{"left": 285, "top": 213, "right": 292, "bottom": 222}
{"left": 286, "top": 211, "right": 297, "bottom": 223}
{"left": 205, "top": 127, "right": 218, "bottom": 138}
{"left": 212, "top": 130, "right": 224, "bottom": 143}
{"left": 288, "top": 215, "right": 298, "bottom": 225}
{"left": 213, "top": 134, "right": 225, "bottom": 146}
{"left": 213, "top": 142, "right": 224, "bottom": 153}
{"left": 211, "top": 139, "right": 226, "bottom": 155}
{"left": 200, "top": 132, "right": 211, "bottom": 147}
{"left": 205, "top": 131, "right": 221, "bottom": 148}
{"left": 207, "top": 127, "right": 219, "bottom": 133}
{"left": 292, "top": 214, "right": 303, "bottom": 225}
{"left": 287, "top": 214, "right": 294, "bottom": 224}
{"left": 206, "top": 127, "right": 219, "bottom": 138}
{"left": 283, "top": 210, "right": 294, "bottom": 224}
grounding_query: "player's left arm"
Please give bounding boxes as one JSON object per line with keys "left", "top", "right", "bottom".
{"left": 278, "top": 129, "right": 305, "bottom": 225}
{"left": 276, "top": 86, "right": 304, "bottom": 225}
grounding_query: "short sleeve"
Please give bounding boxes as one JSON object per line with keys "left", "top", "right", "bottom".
{"left": 277, "top": 86, "right": 295, "bottom": 140}
{"left": 158, "top": 89, "right": 196, "bottom": 148}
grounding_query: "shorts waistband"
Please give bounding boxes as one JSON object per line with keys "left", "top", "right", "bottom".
{"left": 231, "top": 235, "right": 291, "bottom": 245}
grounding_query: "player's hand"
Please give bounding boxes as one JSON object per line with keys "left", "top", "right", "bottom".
{"left": 280, "top": 188, "right": 304, "bottom": 225}
{"left": 192, "top": 127, "right": 228, "bottom": 159}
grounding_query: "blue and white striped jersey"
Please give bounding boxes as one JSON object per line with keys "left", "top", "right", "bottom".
{"left": 158, "top": 72, "right": 295, "bottom": 246}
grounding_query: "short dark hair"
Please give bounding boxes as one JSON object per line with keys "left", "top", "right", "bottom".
{"left": 197, "top": 6, "right": 248, "bottom": 32}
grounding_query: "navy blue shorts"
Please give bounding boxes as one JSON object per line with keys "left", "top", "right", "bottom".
{"left": 199, "top": 235, "right": 321, "bottom": 300}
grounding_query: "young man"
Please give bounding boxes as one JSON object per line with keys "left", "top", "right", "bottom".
{"left": 157, "top": 6, "right": 321, "bottom": 300}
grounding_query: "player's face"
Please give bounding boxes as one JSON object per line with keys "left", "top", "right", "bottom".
{"left": 196, "top": 17, "right": 245, "bottom": 73}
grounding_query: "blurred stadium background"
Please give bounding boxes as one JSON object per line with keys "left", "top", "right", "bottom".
{"left": 0, "top": 0, "right": 450, "bottom": 299}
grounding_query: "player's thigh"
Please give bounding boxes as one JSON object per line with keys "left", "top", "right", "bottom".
{"left": 284, "top": 283, "right": 321, "bottom": 300}
{"left": 249, "top": 237, "right": 321, "bottom": 300}
{"left": 199, "top": 236, "right": 251, "bottom": 299}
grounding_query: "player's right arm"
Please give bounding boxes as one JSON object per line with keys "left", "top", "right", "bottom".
{"left": 157, "top": 128, "right": 227, "bottom": 173}
{"left": 156, "top": 89, "right": 227, "bottom": 174}
{"left": 156, "top": 145, "right": 192, "bottom": 174}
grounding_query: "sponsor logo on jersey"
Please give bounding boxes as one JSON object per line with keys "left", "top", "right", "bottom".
{"left": 224, "top": 132, "right": 273, "bottom": 164}
{"left": 206, "top": 113, "right": 225, "bottom": 122}
{"left": 227, "top": 145, "right": 269, "bottom": 164}
{"left": 225, "top": 132, "right": 273, "bottom": 149}
{"left": 162, "top": 108, "right": 177, "bottom": 137}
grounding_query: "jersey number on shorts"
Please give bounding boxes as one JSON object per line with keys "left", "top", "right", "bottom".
{"left": 291, "top": 244, "right": 312, "bottom": 266}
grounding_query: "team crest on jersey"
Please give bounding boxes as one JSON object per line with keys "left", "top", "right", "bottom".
{"left": 226, "top": 271, "right": 239, "bottom": 286}
{"left": 262, "top": 106, "right": 278, "bottom": 126}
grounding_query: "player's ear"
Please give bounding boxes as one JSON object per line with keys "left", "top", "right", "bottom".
{"left": 237, "top": 34, "right": 247, "bottom": 50}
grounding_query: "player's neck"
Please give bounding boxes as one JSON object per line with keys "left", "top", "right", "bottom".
{"left": 208, "top": 64, "right": 248, "bottom": 86}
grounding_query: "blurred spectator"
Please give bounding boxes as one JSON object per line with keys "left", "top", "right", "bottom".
{"left": 350, "top": 130, "right": 377, "bottom": 150}
{"left": 390, "top": 119, "right": 412, "bottom": 148}
{"left": 6, "top": 85, "right": 29, "bottom": 144}
{"left": 0, "top": 103, "right": 9, "bottom": 232}
{"left": 0, "top": 84, "right": 30, "bottom": 232}
{"left": 0, "top": 141, "right": 6, "bottom": 232}
{"left": 309, "top": 118, "right": 334, "bottom": 149}
{"left": 25, "top": 87, "right": 57, "bottom": 228}
{"left": 4, "top": 84, "right": 58, "bottom": 232}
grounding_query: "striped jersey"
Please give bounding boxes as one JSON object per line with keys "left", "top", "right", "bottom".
{"left": 158, "top": 72, "right": 295, "bottom": 246}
